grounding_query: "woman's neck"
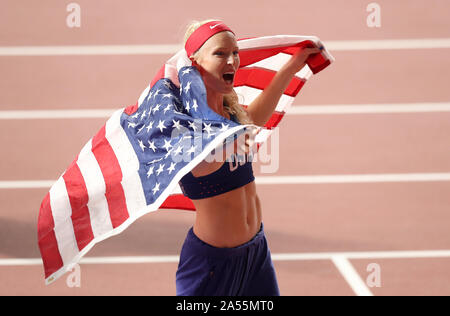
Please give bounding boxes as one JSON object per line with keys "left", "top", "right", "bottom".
{"left": 206, "top": 89, "right": 227, "bottom": 118}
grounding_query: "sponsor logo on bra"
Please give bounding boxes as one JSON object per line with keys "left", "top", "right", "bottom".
{"left": 228, "top": 152, "right": 254, "bottom": 172}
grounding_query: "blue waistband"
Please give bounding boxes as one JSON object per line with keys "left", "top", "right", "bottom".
{"left": 184, "top": 223, "right": 265, "bottom": 258}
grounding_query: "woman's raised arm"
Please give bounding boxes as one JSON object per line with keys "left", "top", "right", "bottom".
{"left": 246, "top": 47, "right": 322, "bottom": 127}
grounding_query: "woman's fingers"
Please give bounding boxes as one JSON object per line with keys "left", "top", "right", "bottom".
{"left": 233, "top": 127, "right": 261, "bottom": 156}
{"left": 306, "top": 47, "right": 322, "bottom": 55}
{"left": 237, "top": 128, "right": 260, "bottom": 154}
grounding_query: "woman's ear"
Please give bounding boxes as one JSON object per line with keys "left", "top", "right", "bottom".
{"left": 190, "top": 58, "right": 202, "bottom": 73}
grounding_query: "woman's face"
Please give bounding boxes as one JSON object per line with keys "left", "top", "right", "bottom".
{"left": 192, "top": 31, "right": 240, "bottom": 94}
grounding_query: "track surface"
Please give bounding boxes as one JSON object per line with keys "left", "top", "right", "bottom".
{"left": 1, "top": 0, "right": 450, "bottom": 296}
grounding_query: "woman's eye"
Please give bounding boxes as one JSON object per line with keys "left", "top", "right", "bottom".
{"left": 213, "top": 51, "right": 239, "bottom": 57}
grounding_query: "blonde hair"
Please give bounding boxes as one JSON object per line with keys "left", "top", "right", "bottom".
{"left": 183, "top": 19, "right": 253, "bottom": 125}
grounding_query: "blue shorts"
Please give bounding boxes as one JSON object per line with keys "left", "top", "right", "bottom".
{"left": 176, "top": 223, "right": 280, "bottom": 296}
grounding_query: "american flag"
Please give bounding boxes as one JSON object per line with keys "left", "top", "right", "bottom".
{"left": 37, "top": 35, "right": 334, "bottom": 284}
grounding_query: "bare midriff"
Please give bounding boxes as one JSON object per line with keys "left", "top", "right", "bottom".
{"left": 191, "top": 177, "right": 262, "bottom": 248}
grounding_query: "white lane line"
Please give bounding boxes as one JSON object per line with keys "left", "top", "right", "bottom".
{"left": 0, "top": 38, "right": 449, "bottom": 56}
{"left": 81, "top": 255, "right": 180, "bottom": 264}
{"left": 326, "top": 38, "right": 450, "bottom": 51}
{"left": 0, "top": 181, "right": 55, "bottom": 189}
{"left": 0, "top": 44, "right": 181, "bottom": 56}
{"left": 0, "top": 109, "right": 118, "bottom": 119}
{"left": 255, "top": 173, "right": 450, "bottom": 184}
{"left": 2, "top": 250, "right": 450, "bottom": 266}
{"left": 2, "top": 173, "right": 450, "bottom": 189}
{"left": 0, "top": 258, "right": 43, "bottom": 266}
{"left": 286, "top": 102, "right": 450, "bottom": 115}
{"left": 272, "top": 250, "right": 450, "bottom": 261}
{"left": 2, "top": 102, "right": 450, "bottom": 120}
{"left": 331, "top": 255, "right": 374, "bottom": 296}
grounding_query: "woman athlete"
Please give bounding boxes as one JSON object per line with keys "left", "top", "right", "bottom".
{"left": 176, "top": 20, "right": 321, "bottom": 296}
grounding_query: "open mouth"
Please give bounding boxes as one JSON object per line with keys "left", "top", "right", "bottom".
{"left": 223, "top": 73, "right": 235, "bottom": 84}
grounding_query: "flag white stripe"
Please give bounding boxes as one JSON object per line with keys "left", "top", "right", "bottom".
{"left": 105, "top": 110, "right": 147, "bottom": 216}
{"left": 238, "top": 35, "right": 334, "bottom": 63}
{"left": 254, "top": 128, "right": 273, "bottom": 145}
{"left": 77, "top": 139, "right": 114, "bottom": 237}
{"left": 245, "top": 53, "right": 313, "bottom": 80}
{"left": 171, "top": 184, "right": 183, "bottom": 195}
{"left": 137, "top": 85, "right": 150, "bottom": 107}
{"left": 49, "top": 177, "right": 80, "bottom": 266}
{"left": 296, "top": 65, "right": 313, "bottom": 81}
{"left": 238, "top": 35, "right": 320, "bottom": 50}
{"left": 243, "top": 52, "right": 292, "bottom": 71}
{"left": 235, "top": 85, "right": 295, "bottom": 112}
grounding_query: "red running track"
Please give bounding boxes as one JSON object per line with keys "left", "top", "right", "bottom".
{"left": 1, "top": 0, "right": 450, "bottom": 296}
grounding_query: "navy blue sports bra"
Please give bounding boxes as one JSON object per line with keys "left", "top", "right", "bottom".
{"left": 178, "top": 114, "right": 255, "bottom": 200}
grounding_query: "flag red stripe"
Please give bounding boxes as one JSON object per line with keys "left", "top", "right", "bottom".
{"left": 238, "top": 47, "right": 288, "bottom": 68}
{"left": 240, "top": 105, "right": 283, "bottom": 129}
{"left": 235, "top": 68, "right": 305, "bottom": 97}
{"left": 239, "top": 40, "right": 328, "bottom": 73}
{"left": 124, "top": 102, "right": 138, "bottom": 116}
{"left": 63, "top": 161, "right": 95, "bottom": 251}
{"left": 92, "top": 125, "right": 130, "bottom": 228}
{"left": 37, "top": 193, "right": 64, "bottom": 279}
{"left": 160, "top": 194, "right": 196, "bottom": 211}
{"left": 308, "top": 57, "right": 331, "bottom": 75}
{"left": 264, "top": 111, "right": 285, "bottom": 129}
{"left": 281, "top": 44, "right": 331, "bottom": 74}
{"left": 150, "top": 65, "right": 166, "bottom": 89}
{"left": 238, "top": 41, "right": 313, "bottom": 67}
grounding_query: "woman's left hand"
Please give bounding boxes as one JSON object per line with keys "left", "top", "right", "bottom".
{"left": 236, "top": 127, "right": 260, "bottom": 155}
{"left": 286, "top": 47, "right": 322, "bottom": 73}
